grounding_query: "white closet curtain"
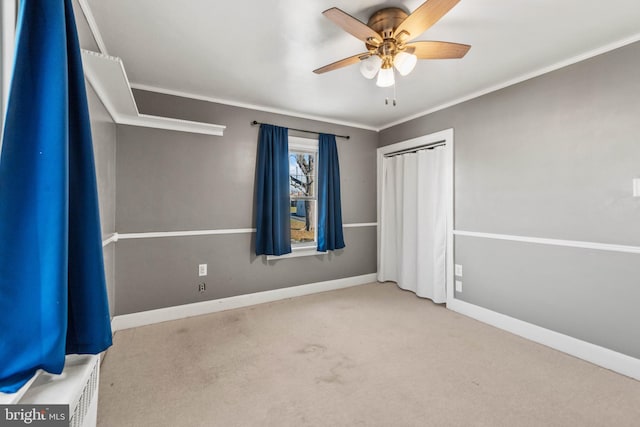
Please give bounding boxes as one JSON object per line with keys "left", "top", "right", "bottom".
{"left": 378, "top": 146, "right": 447, "bottom": 303}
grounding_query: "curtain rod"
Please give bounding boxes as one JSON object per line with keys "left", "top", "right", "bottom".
{"left": 251, "top": 121, "right": 350, "bottom": 140}
{"left": 383, "top": 141, "right": 446, "bottom": 158}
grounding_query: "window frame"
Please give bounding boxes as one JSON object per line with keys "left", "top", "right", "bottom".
{"left": 288, "top": 136, "right": 318, "bottom": 250}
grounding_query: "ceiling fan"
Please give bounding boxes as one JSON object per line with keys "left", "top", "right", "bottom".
{"left": 313, "top": 0, "right": 470, "bottom": 88}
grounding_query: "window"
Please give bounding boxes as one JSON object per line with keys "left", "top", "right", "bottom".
{"left": 289, "top": 137, "right": 318, "bottom": 249}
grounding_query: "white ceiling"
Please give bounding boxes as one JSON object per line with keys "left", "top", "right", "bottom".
{"left": 85, "top": 0, "right": 640, "bottom": 131}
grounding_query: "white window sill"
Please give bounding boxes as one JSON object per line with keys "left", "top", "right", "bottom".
{"left": 266, "top": 247, "right": 326, "bottom": 261}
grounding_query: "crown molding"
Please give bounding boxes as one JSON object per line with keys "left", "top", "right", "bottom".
{"left": 379, "top": 32, "right": 640, "bottom": 131}
{"left": 129, "top": 83, "right": 380, "bottom": 133}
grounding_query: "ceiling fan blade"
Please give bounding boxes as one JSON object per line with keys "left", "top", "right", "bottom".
{"left": 323, "top": 7, "right": 382, "bottom": 45}
{"left": 405, "top": 41, "right": 470, "bottom": 59}
{"left": 313, "top": 53, "right": 370, "bottom": 74}
{"left": 393, "top": 0, "right": 461, "bottom": 42}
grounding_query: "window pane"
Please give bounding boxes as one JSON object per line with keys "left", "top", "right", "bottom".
{"left": 289, "top": 152, "right": 315, "bottom": 198}
{"left": 290, "top": 200, "right": 315, "bottom": 245}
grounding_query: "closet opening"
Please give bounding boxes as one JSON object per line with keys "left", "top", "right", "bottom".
{"left": 376, "top": 129, "right": 454, "bottom": 305}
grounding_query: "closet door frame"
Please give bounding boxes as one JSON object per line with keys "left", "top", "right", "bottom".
{"left": 376, "top": 128, "right": 455, "bottom": 305}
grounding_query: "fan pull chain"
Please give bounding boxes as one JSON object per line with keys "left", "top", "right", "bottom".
{"left": 384, "top": 80, "right": 397, "bottom": 107}
{"left": 393, "top": 81, "right": 397, "bottom": 106}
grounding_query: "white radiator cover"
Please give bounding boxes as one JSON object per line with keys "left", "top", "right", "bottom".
{"left": 17, "top": 354, "right": 101, "bottom": 427}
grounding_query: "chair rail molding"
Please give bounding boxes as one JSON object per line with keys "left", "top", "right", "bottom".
{"left": 453, "top": 230, "right": 640, "bottom": 255}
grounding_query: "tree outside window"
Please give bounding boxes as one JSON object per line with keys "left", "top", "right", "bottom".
{"left": 289, "top": 151, "right": 316, "bottom": 246}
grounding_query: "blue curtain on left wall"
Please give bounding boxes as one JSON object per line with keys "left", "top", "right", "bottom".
{"left": 255, "top": 124, "right": 291, "bottom": 256}
{"left": 0, "top": 0, "right": 112, "bottom": 393}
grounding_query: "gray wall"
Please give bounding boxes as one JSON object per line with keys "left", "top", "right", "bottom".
{"left": 113, "top": 90, "right": 378, "bottom": 315}
{"left": 86, "top": 83, "right": 117, "bottom": 318}
{"left": 380, "top": 41, "right": 640, "bottom": 358}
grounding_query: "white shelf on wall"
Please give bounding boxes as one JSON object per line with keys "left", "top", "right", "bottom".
{"left": 81, "top": 50, "right": 225, "bottom": 136}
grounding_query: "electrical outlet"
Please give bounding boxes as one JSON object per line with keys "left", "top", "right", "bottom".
{"left": 455, "top": 264, "right": 463, "bottom": 277}
{"left": 198, "top": 282, "right": 206, "bottom": 293}
{"left": 455, "top": 280, "right": 462, "bottom": 293}
{"left": 198, "top": 264, "right": 207, "bottom": 277}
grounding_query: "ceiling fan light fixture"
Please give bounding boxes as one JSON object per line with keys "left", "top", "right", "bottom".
{"left": 394, "top": 51, "right": 417, "bottom": 76}
{"left": 376, "top": 67, "right": 395, "bottom": 87}
{"left": 359, "top": 55, "right": 382, "bottom": 79}
{"left": 315, "top": 1, "right": 470, "bottom": 88}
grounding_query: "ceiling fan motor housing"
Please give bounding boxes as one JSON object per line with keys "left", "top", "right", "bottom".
{"left": 366, "top": 7, "right": 408, "bottom": 40}
{"left": 365, "top": 8, "right": 409, "bottom": 67}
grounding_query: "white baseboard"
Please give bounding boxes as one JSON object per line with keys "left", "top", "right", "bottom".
{"left": 111, "top": 273, "right": 377, "bottom": 331}
{"left": 447, "top": 298, "right": 640, "bottom": 381}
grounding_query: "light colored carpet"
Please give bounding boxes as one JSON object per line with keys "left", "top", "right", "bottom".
{"left": 98, "top": 283, "right": 640, "bottom": 427}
